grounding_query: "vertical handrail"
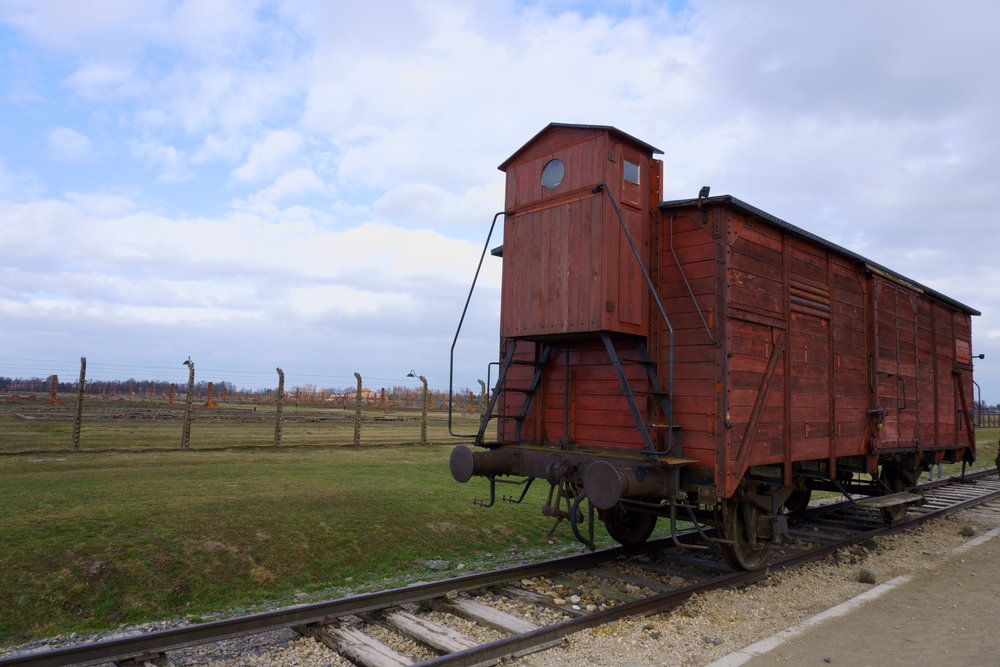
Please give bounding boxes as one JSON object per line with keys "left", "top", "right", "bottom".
{"left": 972, "top": 379, "right": 981, "bottom": 427}
{"left": 593, "top": 184, "right": 676, "bottom": 455}
{"left": 449, "top": 211, "right": 511, "bottom": 438}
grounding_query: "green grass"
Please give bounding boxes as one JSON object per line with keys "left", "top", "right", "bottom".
{"left": 933, "top": 426, "right": 998, "bottom": 479}
{"left": 0, "top": 445, "right": 649, "bottom": 644}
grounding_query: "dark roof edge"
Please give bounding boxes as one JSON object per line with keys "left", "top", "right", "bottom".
{"left": 658, "top": 195, "right": 981, "bottom": 316}
{"left": 498, "top": 123, "right": 663, "bottom": 171}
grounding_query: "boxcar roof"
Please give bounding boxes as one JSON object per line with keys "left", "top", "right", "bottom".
{"left": 498, "top": 123, "right": 663, "bottom": 171}
{"left": 659, "top": 194, "right": 980, "bottom": 316}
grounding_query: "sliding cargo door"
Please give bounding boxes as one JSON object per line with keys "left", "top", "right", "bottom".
{"left": 872, "top": 277, "right": 920, "bottom": 450}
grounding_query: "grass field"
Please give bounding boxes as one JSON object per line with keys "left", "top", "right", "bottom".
{"left": 1, "top": 407, "right": 997, "bottom": 644}
{"left": 0, "top": 444, "right": 639, "bottom": 643}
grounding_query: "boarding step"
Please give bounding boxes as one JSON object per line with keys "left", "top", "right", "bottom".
{"left": 852, "top": 491, "right": 924, "bottom": 509}
{"left": 634, "top": 453, "right": 700, "bottom": 466}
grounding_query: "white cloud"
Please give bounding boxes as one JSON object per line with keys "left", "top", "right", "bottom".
{"left": 232, "top": 130, "right": 304, "bottom": 182}
{"left": 0, "top": 298, "right": 264, "bottom": 327}
{"left": 65, "top": 63, "right": 140, "bottom": 99}
{"left": 0, "top": 157, "right": 40, "bottom": 201}
{"left": 64, "top": 191, "right": 134, "bottom": 217}
{"left": 129, "top": 139, "right": 192, "bottom": 182}
{"left": 252, "top": 168, "right": 326, "bottom": 204}
{"left": 373, "top": 182, "right": 503, "bottom": 229}
{"left": 0, "top": 196, "right": 499, "bottom": 303}
{"left": 1, "top": 0, "right": 1000, "bottom": 392}
{"left": 47, "top": 127, "right": 93, "bottom": 161}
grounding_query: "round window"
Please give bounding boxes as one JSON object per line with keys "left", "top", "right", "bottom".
{"left": 541, "top": 159, "right": 564, "bottom": 190}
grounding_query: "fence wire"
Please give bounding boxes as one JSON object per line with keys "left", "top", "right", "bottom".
{"left": 0, "top": 357, "right": 489, "bottom": 452}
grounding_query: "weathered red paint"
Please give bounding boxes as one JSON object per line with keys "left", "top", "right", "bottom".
{"left": 493, "top": 123, "right": 979, "bottom": 500}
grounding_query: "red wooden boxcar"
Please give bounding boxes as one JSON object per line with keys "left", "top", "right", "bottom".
{"left": 450, "top": 123, "right": 980, "bottom": 569}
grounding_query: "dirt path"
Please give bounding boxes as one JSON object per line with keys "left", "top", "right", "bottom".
{"left": 732, "top": 528, "right": 1000, "bottom": 667}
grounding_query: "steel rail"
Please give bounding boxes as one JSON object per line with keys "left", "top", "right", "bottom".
{"left": 3, "top": 467, "right": 997, "bottom": 667}
{"left": 0, "top": 534, "right": 705, "bottom": 667}
{"left": 418, "top": 467, "right": 1000, "bottom": 667}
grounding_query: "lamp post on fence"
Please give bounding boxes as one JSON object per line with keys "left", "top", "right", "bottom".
{"left": 478, "top": 379, "right": 487, "bottom": 419}
{"left": 181, "top": 358, "right": 195, "bottom": 450}
{"left": 407, "top": 370, "right": 428, "bottom": 445}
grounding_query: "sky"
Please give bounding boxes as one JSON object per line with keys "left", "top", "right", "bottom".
{"left": 0, "top": 0, "right": 998, "bottom": 398}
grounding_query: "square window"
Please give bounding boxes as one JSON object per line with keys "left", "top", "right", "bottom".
{"left": 623, "top": 159, "right": 640, "bottom": 185}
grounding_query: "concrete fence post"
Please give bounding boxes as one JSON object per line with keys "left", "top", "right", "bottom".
{"left": 274, "top": 367, "right": 284, "bottom": 447}
{"left": 478, "top": 379, "right": 487, "bottom": 418}
{"left": 353, "top": 372, "right": 363, "bottom": 446}
{"left": 181, "top": 360, "right": 195, "bottom": 450}
{"left": 419, "top": 375, "right": 428, "bottom": 445}
{"left": 71, "top": 357, "right": 86, "bottom": 451}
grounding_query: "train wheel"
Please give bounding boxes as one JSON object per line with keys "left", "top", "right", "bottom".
{"left": 879, "top": 471, "right": 907, "bottom": 522}
{"left": 603, "top": 506, "right": 657, "bottom": 547}
{"left": 719, "top": 499, "right": 770, "bottom": 571}
{"left": 784, "top": 488, "right": 812, "bottom": 513}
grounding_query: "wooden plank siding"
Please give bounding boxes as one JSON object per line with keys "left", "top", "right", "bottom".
{"left": 713, "top": 204, "right": 976, "bottom": 496}
{"left": 657, "top": 212, "right": 718, "bottom": 464}
{"left": 499, "top": 126, "right": 653, "bottom": 338}
{"left": 500, "top": 340, "right": 650, "bottom": 450}
{"left": 493, "top": 125, "right": 976, "bottom": 499}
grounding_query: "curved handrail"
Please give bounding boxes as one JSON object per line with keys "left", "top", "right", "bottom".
{"left": 449, "top": 211, "right": 510, "bottom": 437}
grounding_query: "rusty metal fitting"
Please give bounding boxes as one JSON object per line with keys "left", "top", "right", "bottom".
{"left": 583, "top": 461, "right": 663, "bottom": 510}
{"left": 450, "top": 445, "right": 516, "bottom": 483}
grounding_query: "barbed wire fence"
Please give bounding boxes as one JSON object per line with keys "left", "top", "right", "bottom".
{"left": 0, "top": 356, "right": 490, "bottom": 453}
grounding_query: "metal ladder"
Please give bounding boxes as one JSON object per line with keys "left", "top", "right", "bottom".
{"left": 601, "top": 332, "right": 681, "bottom": 462}
{"left": 475, "top": 340, "right": 552, "bottom": 448}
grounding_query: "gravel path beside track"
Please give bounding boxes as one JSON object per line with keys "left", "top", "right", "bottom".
{"left": 511, "top": 503, "right": 1000, "bottom": 667}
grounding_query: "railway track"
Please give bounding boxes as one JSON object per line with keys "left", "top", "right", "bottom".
{"left": 4, "top": 467, "right": 999, "bottom": 667}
